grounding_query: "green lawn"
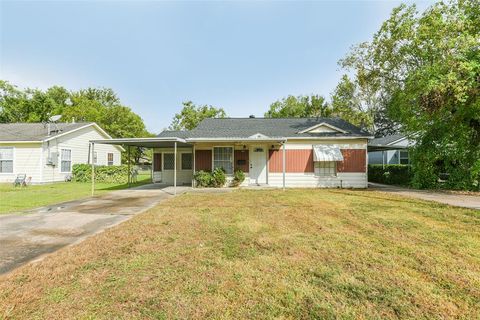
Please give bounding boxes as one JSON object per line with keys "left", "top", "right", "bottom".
{"left": 0, "top": 174, "right": 151, "bottom": 214}
{"left": 1, "top": 189, "right": 479, "bottom": 319}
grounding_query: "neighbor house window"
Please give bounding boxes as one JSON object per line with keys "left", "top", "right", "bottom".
{"left": 314, "top": 161, "right": 336, "bottom": 176}
{"left": 93, "top": 151, "right": 98, "bottom": 165}
{"left": 181, "top": 153, "right": 192, "bottom": 170}
{"left": 107, "top": 153, "right": 114, "bottom": 166}
{"left": 213, "top": 147, "right": 233, "bottom": 174}
{"left": 399, "top": 151, "right": 409, "bottom": 165}
{"left": 0, "top": 147, "right": 13, "bottom": 173}
{"left": 163, "top": 153, "right": 174, "bottom": 170}
{"left": 60, "top": 149, "right": 72, "bottom": 173}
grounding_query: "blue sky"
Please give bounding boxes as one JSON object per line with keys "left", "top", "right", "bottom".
{"left": 0, "top": 0, "right": 433, "bottom": 133}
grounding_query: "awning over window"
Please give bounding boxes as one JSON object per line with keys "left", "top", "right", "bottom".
{"left": 313, "top": 145, "right": 344, "bottom": 162}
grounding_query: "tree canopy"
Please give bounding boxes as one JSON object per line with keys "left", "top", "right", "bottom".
{"left": 264, "top": 95, "right": 331, "bottom": 118}
{"left": 340, "top": 0, "right": 480, "bottom": 189}
{"left": 169, "top": 101, "right": 226, "bottom": 131}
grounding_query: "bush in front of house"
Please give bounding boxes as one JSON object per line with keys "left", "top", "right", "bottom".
{"left": 194, "top": 168, "right": 234, "bottom": 188}
{"left": 72, "top": 164, "right": 129, "bottom": 183}
{"left": 232, "top": 170, "right": 246, "bottom": 187}
{"left": 368, "top": 164, "right": 413, "bottom": 186}
{"left": 193, "top": 170, "right": 213, "bottom": 187}
{"left": 211, "top": 167, "right": 227, "bottom": 187}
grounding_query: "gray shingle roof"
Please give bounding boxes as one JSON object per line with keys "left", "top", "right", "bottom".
{"left": 368, "top": 134, "right": 405, "bottom": 146}
{"left": 0, "top": 122, "right": 94, "bottom": 141}
{"left": 158, "top": 117, "right": 371, "bottom": 139}
{"left": 156, "top": 130, "right": 190, "bottom": 139}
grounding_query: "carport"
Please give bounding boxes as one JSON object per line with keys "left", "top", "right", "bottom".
{"left": 89, "top": 137, "right": 192, "bottom": 195}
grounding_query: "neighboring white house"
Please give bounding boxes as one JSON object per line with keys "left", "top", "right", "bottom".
{"left": 0, "top": 122, "right": 122, "bottom": 184}
{"left": 368, "top": 134, "right": 413, "bottom": 165}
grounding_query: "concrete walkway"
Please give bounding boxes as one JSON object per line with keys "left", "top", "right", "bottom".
{"left": 0, "top": 185, "right": 189, "bottom": 275}
{"left": 369, "top": 183, "right": 480, "bottom": 210}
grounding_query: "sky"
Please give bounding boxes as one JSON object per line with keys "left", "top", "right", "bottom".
{"left": 0, "top": 0, "right": 434, "bottom": 133}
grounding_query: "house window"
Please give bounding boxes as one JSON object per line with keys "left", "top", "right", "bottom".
{"left": 399, "top": 151, "right": 409, "bottom": 165}
{"left": 314, "top": 161, "right": 336, "bottom": 176}
{"left": 181, "top": 153, "right": 192, "bottom": 170}
{"left": 0, "top": 147, "right": 13, "bottom": 173}
{"left": 163, "top": 153, "right": 174, "bottom": 170}
{"left": 213, "top": 147, "right": 233, "bottom": 174}
{"left": 107, "top": 153, "right": 114, "bottom": 166}
{"left": 93, "top": 151, "right": 98, "bottom": 165}
{"left": 60, "top": 149, "right": 72, "bottom": 173}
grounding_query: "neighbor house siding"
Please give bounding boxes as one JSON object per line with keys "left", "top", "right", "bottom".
{"left": 0, "top": 143, "right": 43, "bottom": 184}
{"left": 42, "top": 125, "right": 122, "bottom": 183}
{"left": 195, "top": 150, "right": 212, "bottom": 171}
{"left": 337, "top": 149, "right": 366, "bottom": 173}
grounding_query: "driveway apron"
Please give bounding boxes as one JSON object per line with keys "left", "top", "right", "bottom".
{"left": 0, "top": 186, "right": 188, "bottom": 275}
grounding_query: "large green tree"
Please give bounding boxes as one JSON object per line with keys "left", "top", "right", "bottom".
{"left": 265, "top": 94, "right": 331, "bottom": 118}
{"left": 330, "top": 75, "right": 400, "bottom": 136}
{"left": 340, "top": 0, "right": 480, "bottom": 189}
{"left": 169, "top": 101, "right": 226, "bottom": 130}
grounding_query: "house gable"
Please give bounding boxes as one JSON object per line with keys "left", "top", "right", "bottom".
{"left": 298, "top": 123, "right": 347, "bottom": 134}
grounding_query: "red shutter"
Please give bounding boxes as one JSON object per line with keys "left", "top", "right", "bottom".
{"left": 153, "top": 153, "right": 162, "bottom": 172}
{"left": 195, "top": 150, "right": 212, "bottom": 171}
{"left": 234, "top": 150, "right": 249, "bottom": 172}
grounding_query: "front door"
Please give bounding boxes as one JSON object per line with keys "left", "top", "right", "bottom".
{"left": 249, "top": 146, "right": 267, "bottom": 185}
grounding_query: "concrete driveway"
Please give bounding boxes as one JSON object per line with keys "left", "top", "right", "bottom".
{"left": 369, "top": 183, "right": 480, "bottom": 210}
{"left": 0, "top": 185, "right": 190, "bottom": 275}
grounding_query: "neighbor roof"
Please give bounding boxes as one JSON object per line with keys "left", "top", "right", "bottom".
{"left": 158, "top": 117, "right": 372, "bottom": 140}
{"left": 0, "top": 122, "right": 95, "bottom": 142}
{"left": 368, "top": 134, "right": 405, "bottom": 146}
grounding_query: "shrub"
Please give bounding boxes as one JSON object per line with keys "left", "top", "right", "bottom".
{"left": 368, "top": 164, "right": 413, "bottom": 186}
{"left": 193, "top": 170, "right": 213, "bottom": 187}
{"left": 232, "top": 170, "right": 245, "bottom": 187}
{"left": 211, "top": 167, "right": 227, "bottom": 187}
{"left": 72, "top": 164, "right": 129, "bottom": 183}
{"left": 193, "top": 168, "right": 227, "bottom": 188}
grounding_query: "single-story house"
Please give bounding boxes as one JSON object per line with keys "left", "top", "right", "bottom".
{"left": 0, "top": 122, "right": 122, "bottom": 184}
{"left": 93, "top": 117, "right": 372, "bottom": 189}
{"left": 368, "top": 134, "right": 412, "bottom": 165}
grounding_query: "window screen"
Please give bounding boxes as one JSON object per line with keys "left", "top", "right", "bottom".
{"left": 181, "top": 153, "right": 192, "bottom": 170}
{"left": 107, "top": 153, "right": 114, "bottom": 166}
{"left": 0, "top": 147, "right": 13, "bottom": 173}
{"left": 213, "top": 147, "right": 233, "bottom": 174}
{"left": 314, "top": 161, "right": 336, "bottom": 176}
{"left": 399, "top": 151, "right": 409, "bottom": 165}
{"left": 61, "top": 149, "right": 72, "bottom": 172}
{"left": 163, "top": 153, "right": 175, "bottom": 170}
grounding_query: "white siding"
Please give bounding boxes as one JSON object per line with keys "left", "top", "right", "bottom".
{"left": 42, "top": 125, "right": 122, "bottom": 183}
{"left": 0, "top": 143, "right": 43, "bottom": 184}
{"left": 268, "top": 173, "right": 368, "bottom": 188}
{"left": 152, "top": 147, "right": 193, "bottom": 185}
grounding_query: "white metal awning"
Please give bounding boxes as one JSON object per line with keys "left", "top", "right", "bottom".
{"left": 313, "top": 145, "right": 344, "bottom": 161}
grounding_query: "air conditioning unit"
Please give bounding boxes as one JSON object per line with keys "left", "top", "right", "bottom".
{"left": 47, "top": 152, "right": 58, "bottom": 166}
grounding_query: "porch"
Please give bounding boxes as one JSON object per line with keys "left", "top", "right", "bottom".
{"left": 89, "top": 137, "right": 289, "bottom": 194}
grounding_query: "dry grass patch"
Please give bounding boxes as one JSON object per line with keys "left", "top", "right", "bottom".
{"left": 1, "top": 189, "right": 480, "bottom": 319}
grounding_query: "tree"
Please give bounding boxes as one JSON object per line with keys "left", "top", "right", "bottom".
{"left": 265, "top": 95, "right": 331, "bottom": 118}
{"left": 170, "top": 101, "right": 226, "bottom": 130}
{"left": 340, "top": 0, "right": 480, "bottom": 190}
{"left": 330, "top": 75, "right": 399, "bottom": 136}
